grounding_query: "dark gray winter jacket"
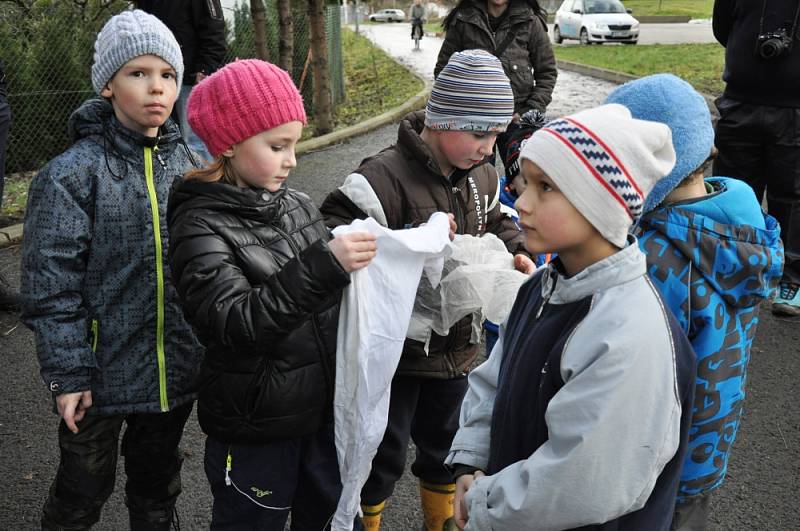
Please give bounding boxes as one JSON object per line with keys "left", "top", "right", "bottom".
{"left": 435, "top": 0, "right": 557, "bottom": 114}
{"left": 21, "top": 98, "right": 204, "bottom": 416}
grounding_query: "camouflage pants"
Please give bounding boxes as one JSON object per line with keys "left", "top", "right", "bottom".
{"left": 41, "top": 402, "right": 193, "bottom": 531}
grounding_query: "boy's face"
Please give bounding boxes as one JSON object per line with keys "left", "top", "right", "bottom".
{"left": 438, "top": 130, "right": 498, "bottom": 170}
{"left": 515, "top": 159, "right": 609, "bottom": 271}
{"left": 100, "top": 54, "right": 178, "bottom": 137}
{"left": 224, "top": 121, "right": 303, "bottom": 192}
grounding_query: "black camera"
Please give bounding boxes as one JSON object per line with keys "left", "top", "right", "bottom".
{"left": 756, "top": 27, "right": 794, "bottom": 59}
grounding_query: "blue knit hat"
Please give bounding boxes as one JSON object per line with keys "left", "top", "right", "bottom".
{"left": 604, "top": 74, "right": 714, "bottom": 213}
{"left": 426, "top": 49, "right": 514, "bottom": 132}
{"left": 92, "top": 10, "right": 184, "bottom": 95}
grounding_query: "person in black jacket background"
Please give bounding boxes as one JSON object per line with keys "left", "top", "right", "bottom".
{"left": 138, "top": 0, "right": 226, "bottom": 163}
{"left": 168, "top": 60, "right": 376, "bottom": 530}
{"left": 712, "top": 0, "right": 800, "bottom": 316}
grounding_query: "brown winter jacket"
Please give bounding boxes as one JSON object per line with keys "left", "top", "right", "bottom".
{"left": 320, "top": 111, "right": 527, "bottom": 379}
{"left": 435, "top": 0, "right": 557, "bottom": 114}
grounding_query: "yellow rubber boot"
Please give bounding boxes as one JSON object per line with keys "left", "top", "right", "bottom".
{"left": 360, "top": 500, "right": 386, "bottom": 531}
{"left": 419, "top": 480, "right": 456, "bottom": 531}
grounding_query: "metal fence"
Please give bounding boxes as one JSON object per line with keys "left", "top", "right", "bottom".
{"left": 0, "top": 1, "right": 344, "bottom": 174}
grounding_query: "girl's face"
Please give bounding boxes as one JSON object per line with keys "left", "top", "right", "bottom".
{"left": 224, "top": 121, "right": 303, "bottom": 191}
{"left": 487, "top": 0, "right": 510, "bottom": 12}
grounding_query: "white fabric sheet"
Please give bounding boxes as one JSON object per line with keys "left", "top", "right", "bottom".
{"left": 331, "top": 213, "right": 452, "bottom": 531}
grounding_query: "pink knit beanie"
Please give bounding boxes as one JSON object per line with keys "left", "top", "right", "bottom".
{"left": 188, "top": 59, "right": 307, "bottom": 157}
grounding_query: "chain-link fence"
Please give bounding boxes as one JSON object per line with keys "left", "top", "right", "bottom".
{"left": 0, "top": 1, "right": 344, "bottom": 175}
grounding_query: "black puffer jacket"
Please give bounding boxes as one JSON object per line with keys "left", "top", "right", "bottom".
{"left": 168, "top": 180, "right": 350, "bottom": 443}
{"left": 435, "top": 0, "right": 557, "bottom": 114}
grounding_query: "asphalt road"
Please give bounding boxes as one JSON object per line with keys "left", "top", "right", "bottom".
{"left": 1, "top": 22, "right": 797, "bottom": 531}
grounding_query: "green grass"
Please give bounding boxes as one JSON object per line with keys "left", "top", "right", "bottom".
{"left": 424, "top": 21, "right": 443, "bottom": 35}
{"left": 554, "top": 43, "right": 725, "bottom": 95}
{"left": 0, "top": 30, "right": 423, "bottom": 225}
{"left": 0, "top": 171, "right": 33, "bottom": 225}
{"left": 334, "top": 28, "right": 424, "bottom": 129}
{"left": 619, "top": 0, "right": 713, "bottom": 18}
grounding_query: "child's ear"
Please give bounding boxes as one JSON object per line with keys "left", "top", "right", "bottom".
{"left": 222, "top": 147, "right": 235, "bottom": 158}
{"left": 100, "top": 83, "right": 113, "bottom": 98}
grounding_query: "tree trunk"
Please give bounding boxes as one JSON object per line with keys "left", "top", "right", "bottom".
{"left": 250, "top": 0, "right": 269, "bottom": 61}
{"left": 276, "top": 0, "right": 293, "bottom": 73}
{"left": 308, "top": 0, "right": 332, "bottom": 135}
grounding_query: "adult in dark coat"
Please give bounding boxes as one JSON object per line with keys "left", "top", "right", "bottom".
{"left": 137, "top": 0, "right": 226, "bottom": 162}
{"left": 712, "top": 0, "right": 800, "bottom": 316}
{"left": 0, "top": 58, "right": 20, "bottom": 311}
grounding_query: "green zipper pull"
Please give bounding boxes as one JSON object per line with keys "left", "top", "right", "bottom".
{"left": 225, "top": 447, "right": 233, "bottom": 486}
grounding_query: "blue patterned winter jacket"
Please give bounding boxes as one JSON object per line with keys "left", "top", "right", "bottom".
{"left": 21, "top": 98, "right": 204, "bottom": 416}
{"left": 636, "top": 177, "right": 784, "bottom": 500}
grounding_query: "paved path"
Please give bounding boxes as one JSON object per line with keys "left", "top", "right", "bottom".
{"left": 0, "top": 23, "right": 797, "bottom": 531}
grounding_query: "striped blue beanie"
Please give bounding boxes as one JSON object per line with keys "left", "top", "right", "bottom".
{"left": 426, "top": 49, "right": 514, "bottom": 132}
{"left": 92, "top": 9, "right": 184, "bottom": 95}
{"left": 605, "top": 74, "right": 714, "bottom": 213}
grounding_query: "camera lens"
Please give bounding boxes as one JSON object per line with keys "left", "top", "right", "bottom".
{"left": 759, "top": 38, "right": 782, "bottom": 59}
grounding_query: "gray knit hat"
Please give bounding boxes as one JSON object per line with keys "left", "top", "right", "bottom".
{"left": 91, "top": 9, "right": 184, "bottom": 95}
{"left": 425, "top": 49, "right": 514, "bottom": 132}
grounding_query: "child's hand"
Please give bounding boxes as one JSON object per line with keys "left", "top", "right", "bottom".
{"left": 454, "top": 470, "right": 484, "bottom": 529}
{"left": 448, "top": 213, "right": 457, "bottom": 241}
{"left": 514, "top": 254, "right": 536, "bottom": 275}
{"left": 329, "top": 232, "right": 377, "bottom": 272}
{"left": 55, "top": 390, "right": 93, "bottom": 434}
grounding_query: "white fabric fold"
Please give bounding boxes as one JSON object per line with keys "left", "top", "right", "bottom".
{"left": 331, "top": 212, "right": 452, "bottom": 531}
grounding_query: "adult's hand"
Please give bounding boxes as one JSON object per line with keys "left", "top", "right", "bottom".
{"left": 56, "top": 390, "right": 93, "bottom": 434}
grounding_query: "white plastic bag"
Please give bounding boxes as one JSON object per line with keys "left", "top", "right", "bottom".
{"left": 409, "top": 233, "right": 528, "bottom": 340}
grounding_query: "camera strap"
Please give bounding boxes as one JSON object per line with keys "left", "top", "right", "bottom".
{"left": 759, "top": 0, "right": 800, "bottom": 40}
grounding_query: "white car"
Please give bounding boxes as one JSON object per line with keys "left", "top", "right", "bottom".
{"left": 553, "top": 0, "right": 639, "bottom": 45}
{"left": 368, "top": 9, "right": 406, "bottom": 22}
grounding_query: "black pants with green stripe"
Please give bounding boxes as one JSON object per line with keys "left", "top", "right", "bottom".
{"left": 41, "top": 402, "right": 193, "bottom": 530}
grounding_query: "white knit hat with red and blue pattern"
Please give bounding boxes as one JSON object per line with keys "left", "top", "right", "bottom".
{"left": 519, "top": 103, "right": 676, "bottom": 247}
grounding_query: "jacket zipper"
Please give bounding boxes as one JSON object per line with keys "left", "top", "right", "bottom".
{"left": 270, "top": 224, "right": 334, "bottom": 400}
{"left": 448, "top": 183, "right": 466, "bottom": 232}
{"left": 536, "top": 269, "right": 558, "bottom": 320}
{"left": 144, "top": 146, "right": 169, "bottom": 412}
{"left": 90, "top": 319, "right": 99, "bottom": 353}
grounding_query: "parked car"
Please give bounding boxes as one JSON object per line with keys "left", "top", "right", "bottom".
{"left": 553, "top": 0, "right": 639, "bottom": 45}
{"left": 369, "top": 9, "right": 406, "bottom": 22}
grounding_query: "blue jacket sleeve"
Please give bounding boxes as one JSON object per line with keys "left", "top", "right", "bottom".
{"left": 20, "top": 163, "right": 97, "bottom": 395}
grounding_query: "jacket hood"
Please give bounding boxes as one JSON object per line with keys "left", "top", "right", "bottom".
{"left": 637, "top": 177, "right": 783, "bottom": 308}
{"left": 168, "top": 178, "right": 288, "bottom": 227}
{"left": 68, "top": 97, "right": 183, "bottom": 157}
